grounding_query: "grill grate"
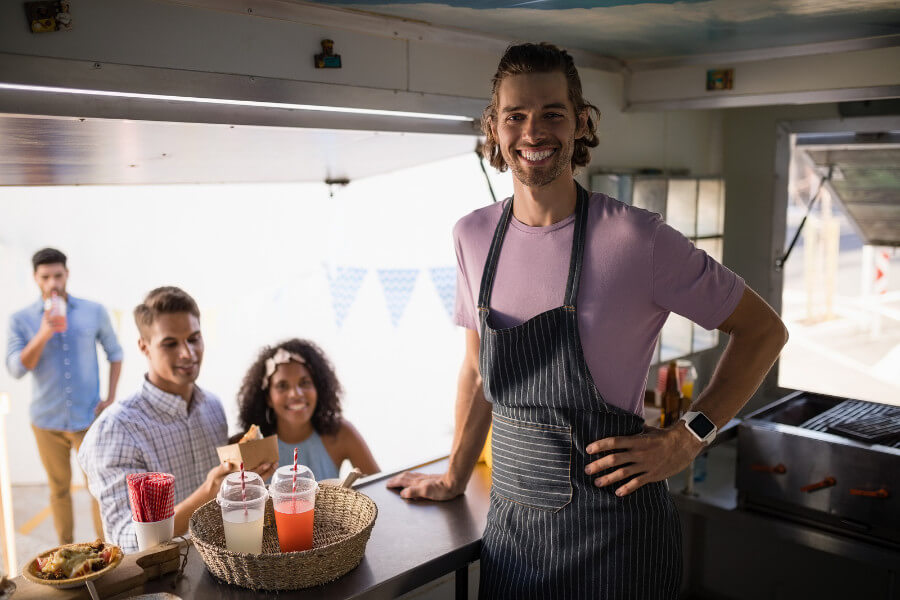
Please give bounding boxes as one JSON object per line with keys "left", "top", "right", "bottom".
{"left": 800, "top": 400, "right": 900, "bottom": 447}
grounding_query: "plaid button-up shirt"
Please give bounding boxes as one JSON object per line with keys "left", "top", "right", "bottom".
{"left": 78, "top": 378, "right": 227, "bottom": 551}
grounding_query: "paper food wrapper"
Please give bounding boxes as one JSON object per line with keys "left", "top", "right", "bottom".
{"left": 216, "top": 434, "right": 279, "bottom": 467}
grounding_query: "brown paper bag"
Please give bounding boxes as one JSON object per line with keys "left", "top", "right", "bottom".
{"left": 216, "top": 434, "right": 279, "bottom": 468}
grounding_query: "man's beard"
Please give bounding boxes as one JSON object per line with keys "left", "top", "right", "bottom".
{"left": 507, "top": 142, "right": 574, "bottom": 188}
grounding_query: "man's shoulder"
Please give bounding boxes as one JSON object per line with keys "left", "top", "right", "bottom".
{"left": 589, "top": 192, "right": 662, "bottom": 229}
{"left": 10, "top": 301, "right": 41, "bottom": 323}
{"left": 82, "top": 392, "right": 144, "bottom": 450}
{"left": 195, "top": 387, "right": 227, "bottom": 420}
{"left": 95, "top": 391, "right": 145, "bottom": 426}
{"left": 197, "top": 388, "right": 224, "bottom": 408}
{"left": 68, "top": 296, "right": 106, "bottom": 315}
{"left": 453, "top": 200, "right": 505, "bottom": 243}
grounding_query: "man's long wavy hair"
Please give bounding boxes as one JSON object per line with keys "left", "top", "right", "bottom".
{"left": 481, "top": 42, "right": 601, "bottom": 172}
{"left": 237, "top": 339, "right": 343, "bottom": 437}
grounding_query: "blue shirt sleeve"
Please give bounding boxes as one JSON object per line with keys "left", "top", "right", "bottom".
{"left": 5, "top": 314, "right": 29, "bottom": 379}
{"left": 96, "top": 306, "right": 124, "bottom": 363}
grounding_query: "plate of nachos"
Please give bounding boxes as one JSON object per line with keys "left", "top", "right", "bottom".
{"left": 23, "top": 539, "right": 123, "bottom": 589}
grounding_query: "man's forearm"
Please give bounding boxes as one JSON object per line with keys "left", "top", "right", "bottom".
{"left": 19, "top": 330, "right": 52, "bottom": 371}
{"left": 173, "top": 483, "right": 214, "bottom": 536}
{"left": 446, "top": 364, "right": 493, "bottom": 490}
{"left": 693, "top": 319, "right": 788, "bottom": 429}
{"left": 107, "top": 361, "right": 122, "bottom": 401}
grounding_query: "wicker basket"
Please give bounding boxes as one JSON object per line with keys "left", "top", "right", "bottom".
{"left": 189, "top": 484, "right": 377, "bottom": 591}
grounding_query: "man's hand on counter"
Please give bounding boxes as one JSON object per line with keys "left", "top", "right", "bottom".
{"left": 585, "top": 423, "right": 703, "bottom": 497}
{"left": 385, "top": 471, "right": 465, "bottom": 501}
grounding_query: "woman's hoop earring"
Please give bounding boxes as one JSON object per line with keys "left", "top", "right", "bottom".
{"left": 266, "top": 406, "right": 274, "bottom": 425}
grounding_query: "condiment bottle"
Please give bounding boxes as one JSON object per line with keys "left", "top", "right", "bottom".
{"left": 660, "top": 360, "right": 682, "bottom": 428}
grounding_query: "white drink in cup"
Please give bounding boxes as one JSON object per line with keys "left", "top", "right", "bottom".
{"left": 217, "top": 472, "right": 268, "bottom": 554}
{"left": 222, "top": 503, "right": 265, "bottom": 554}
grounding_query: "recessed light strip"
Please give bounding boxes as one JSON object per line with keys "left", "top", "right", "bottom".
{"left": 0, "top": 82, "right": 474, "bottom": 122}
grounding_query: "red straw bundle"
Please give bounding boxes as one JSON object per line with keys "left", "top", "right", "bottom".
{"left": 126, "top": 472, "right": 175, "bottom": 523}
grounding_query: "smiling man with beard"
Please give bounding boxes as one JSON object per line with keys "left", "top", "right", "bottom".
{"left": 79, "top": 286, "right": 274, "bottom": 552}
{"left": 388, "top": 43, "right": 788, "bottom": 599}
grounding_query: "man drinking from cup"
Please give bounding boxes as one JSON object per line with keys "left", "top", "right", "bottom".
{"left": 6, "top": 247, "right": 122, "bottom": 544}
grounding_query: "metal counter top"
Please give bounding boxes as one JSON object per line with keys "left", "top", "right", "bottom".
{"left": 126, "top": 457, "right": 491, "bottom": 600}
{"left": 121, "top": 442, "right": 898, "bottom": 599}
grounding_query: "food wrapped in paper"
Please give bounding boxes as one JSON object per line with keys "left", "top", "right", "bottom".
{"left": 217, "top": 429, "right": 279, "bottom": 468}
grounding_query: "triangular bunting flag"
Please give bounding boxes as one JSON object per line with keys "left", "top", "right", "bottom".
{"left": 326, "top": 265, "right": 367, "bottom": 329}
{"left": 377, "top": 269, "right": 419, "bottom": 328}
{"left": 429, "top": 266, "right": 456, "bottom": 322}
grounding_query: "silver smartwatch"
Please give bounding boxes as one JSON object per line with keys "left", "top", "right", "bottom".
{"left": 680, "top": 411, "right": 717, "bottom": 445}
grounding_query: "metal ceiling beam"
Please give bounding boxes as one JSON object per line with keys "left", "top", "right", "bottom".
{"left": 795, "top": 132, "right": 900, "bottom": 149}
{"left": 625, "top": 86, "right": 900, "bottom": 113}
{"left": 0, "top": 53, "right": 484, "bottom": 135}
{"left": 164, "top": 0, "right": 625, "bottom": 72}
{"left": 625, "top": 33, "right": 900, "bottom": 72}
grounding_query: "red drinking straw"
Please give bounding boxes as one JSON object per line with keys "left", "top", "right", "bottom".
{"left": 292, "top": 447, "right": 299, "bottom": 512}
{"left": 240, "top": 461, "right": 247, "bottom": 518}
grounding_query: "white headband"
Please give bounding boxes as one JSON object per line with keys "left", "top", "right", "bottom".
{"left": 261, "top": 348, "right": 306, "bottom": 389}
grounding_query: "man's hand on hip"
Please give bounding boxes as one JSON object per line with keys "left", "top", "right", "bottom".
{"left": 386, "top": 471, "right": 464, "bottom": 501}
{"left": 585, "top": 424, "right": 703, "bottom": 497}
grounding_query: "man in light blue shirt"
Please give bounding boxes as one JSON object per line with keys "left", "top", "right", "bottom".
{"left": 5, "top": 247, "right": 123, "bottom": 543}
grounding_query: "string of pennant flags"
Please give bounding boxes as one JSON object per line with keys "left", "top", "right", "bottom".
{"left": 326, "top": 264, "right": 457, "bottom": 329}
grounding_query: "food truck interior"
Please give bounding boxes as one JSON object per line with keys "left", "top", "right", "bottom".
{"left": 0, "top": 1, "right": 898, "bottom": 598}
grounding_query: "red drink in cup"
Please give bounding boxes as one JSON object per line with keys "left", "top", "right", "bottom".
{"left": 270, "top": 477, "right": 318, "bottom": 552}
{"left": 273, "top": 498, "right": 315, "bottom": 552}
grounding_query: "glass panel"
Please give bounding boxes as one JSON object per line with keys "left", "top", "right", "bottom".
{"left": 660, "top": 312, "right": 693, "bottom": 362}
{"left": 696, "top": 237, "right": 723, "bottom": 263}
{"left": 590, "top": 174, "right": 633, "bottom": 204}
{"left": 692, "top": 325, "right": 719, "bottom": 352}
{"left": 632, "top": 178, "right": 667, "bottom": 217}
{"left": 697, "top": 179, "right": 724, "bottom": 236}
{"left": 666, "top": 179, "right": 697, "bottom": 237}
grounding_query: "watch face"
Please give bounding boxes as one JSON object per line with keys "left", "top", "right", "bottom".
{"left": 689, "top": 413, "right": 715, "bottom": 438}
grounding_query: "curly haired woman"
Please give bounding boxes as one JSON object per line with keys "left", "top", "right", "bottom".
{"left": 237, "top": 339, "right": 378, "bottom": 480}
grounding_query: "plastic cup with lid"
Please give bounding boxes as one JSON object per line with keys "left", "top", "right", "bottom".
{"left": 271, "top": 464, "right": 316, "bottom": 487}
{"left": 216, "top": 471, "right": 268, "bottom": 554}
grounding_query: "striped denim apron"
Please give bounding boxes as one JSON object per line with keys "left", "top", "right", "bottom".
{"left": 477, "top": 184, "right": 682, "bottom": 599}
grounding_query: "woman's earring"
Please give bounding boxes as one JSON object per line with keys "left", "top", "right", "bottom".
{"left": 266, "top": 406, "right": 274, "bottom": 424}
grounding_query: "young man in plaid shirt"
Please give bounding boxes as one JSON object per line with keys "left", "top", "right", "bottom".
{"left": 79, "top": 286, "right": 274, "bottom": 551}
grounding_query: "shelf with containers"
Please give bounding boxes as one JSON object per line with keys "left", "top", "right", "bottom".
{"left": 591, "top": 174, "right": 727, "bottom": 363}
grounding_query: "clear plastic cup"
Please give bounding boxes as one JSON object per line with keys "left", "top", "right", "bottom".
{"left": 271, "top": 464, "right": 315, "bottom": 487}
{"left": 270, "top": 477, "right": 318, "bottom": 552}
{"left": 44, "top": 292, "right": 67, "bottom": 332}
{"left": 217, "top": 472, "right": 268, "bottom": 554}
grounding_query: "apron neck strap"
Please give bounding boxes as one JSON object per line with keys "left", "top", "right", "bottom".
{"left": 477, "top": 181, "right": 590, "bottom": 310}
{"left": 564, "top": 183, "right": 590, "bottom": 308}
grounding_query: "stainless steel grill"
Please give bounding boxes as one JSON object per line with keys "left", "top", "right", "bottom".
{"left": 800, "top": 400, "right": 900, "bottom": 447}
{"left": 736, "top": 391, "right": 900, "bottom": 547}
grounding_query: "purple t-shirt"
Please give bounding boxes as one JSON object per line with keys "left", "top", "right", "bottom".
{"left": 453, "top": 192, "right": 745, "bottom": 416}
